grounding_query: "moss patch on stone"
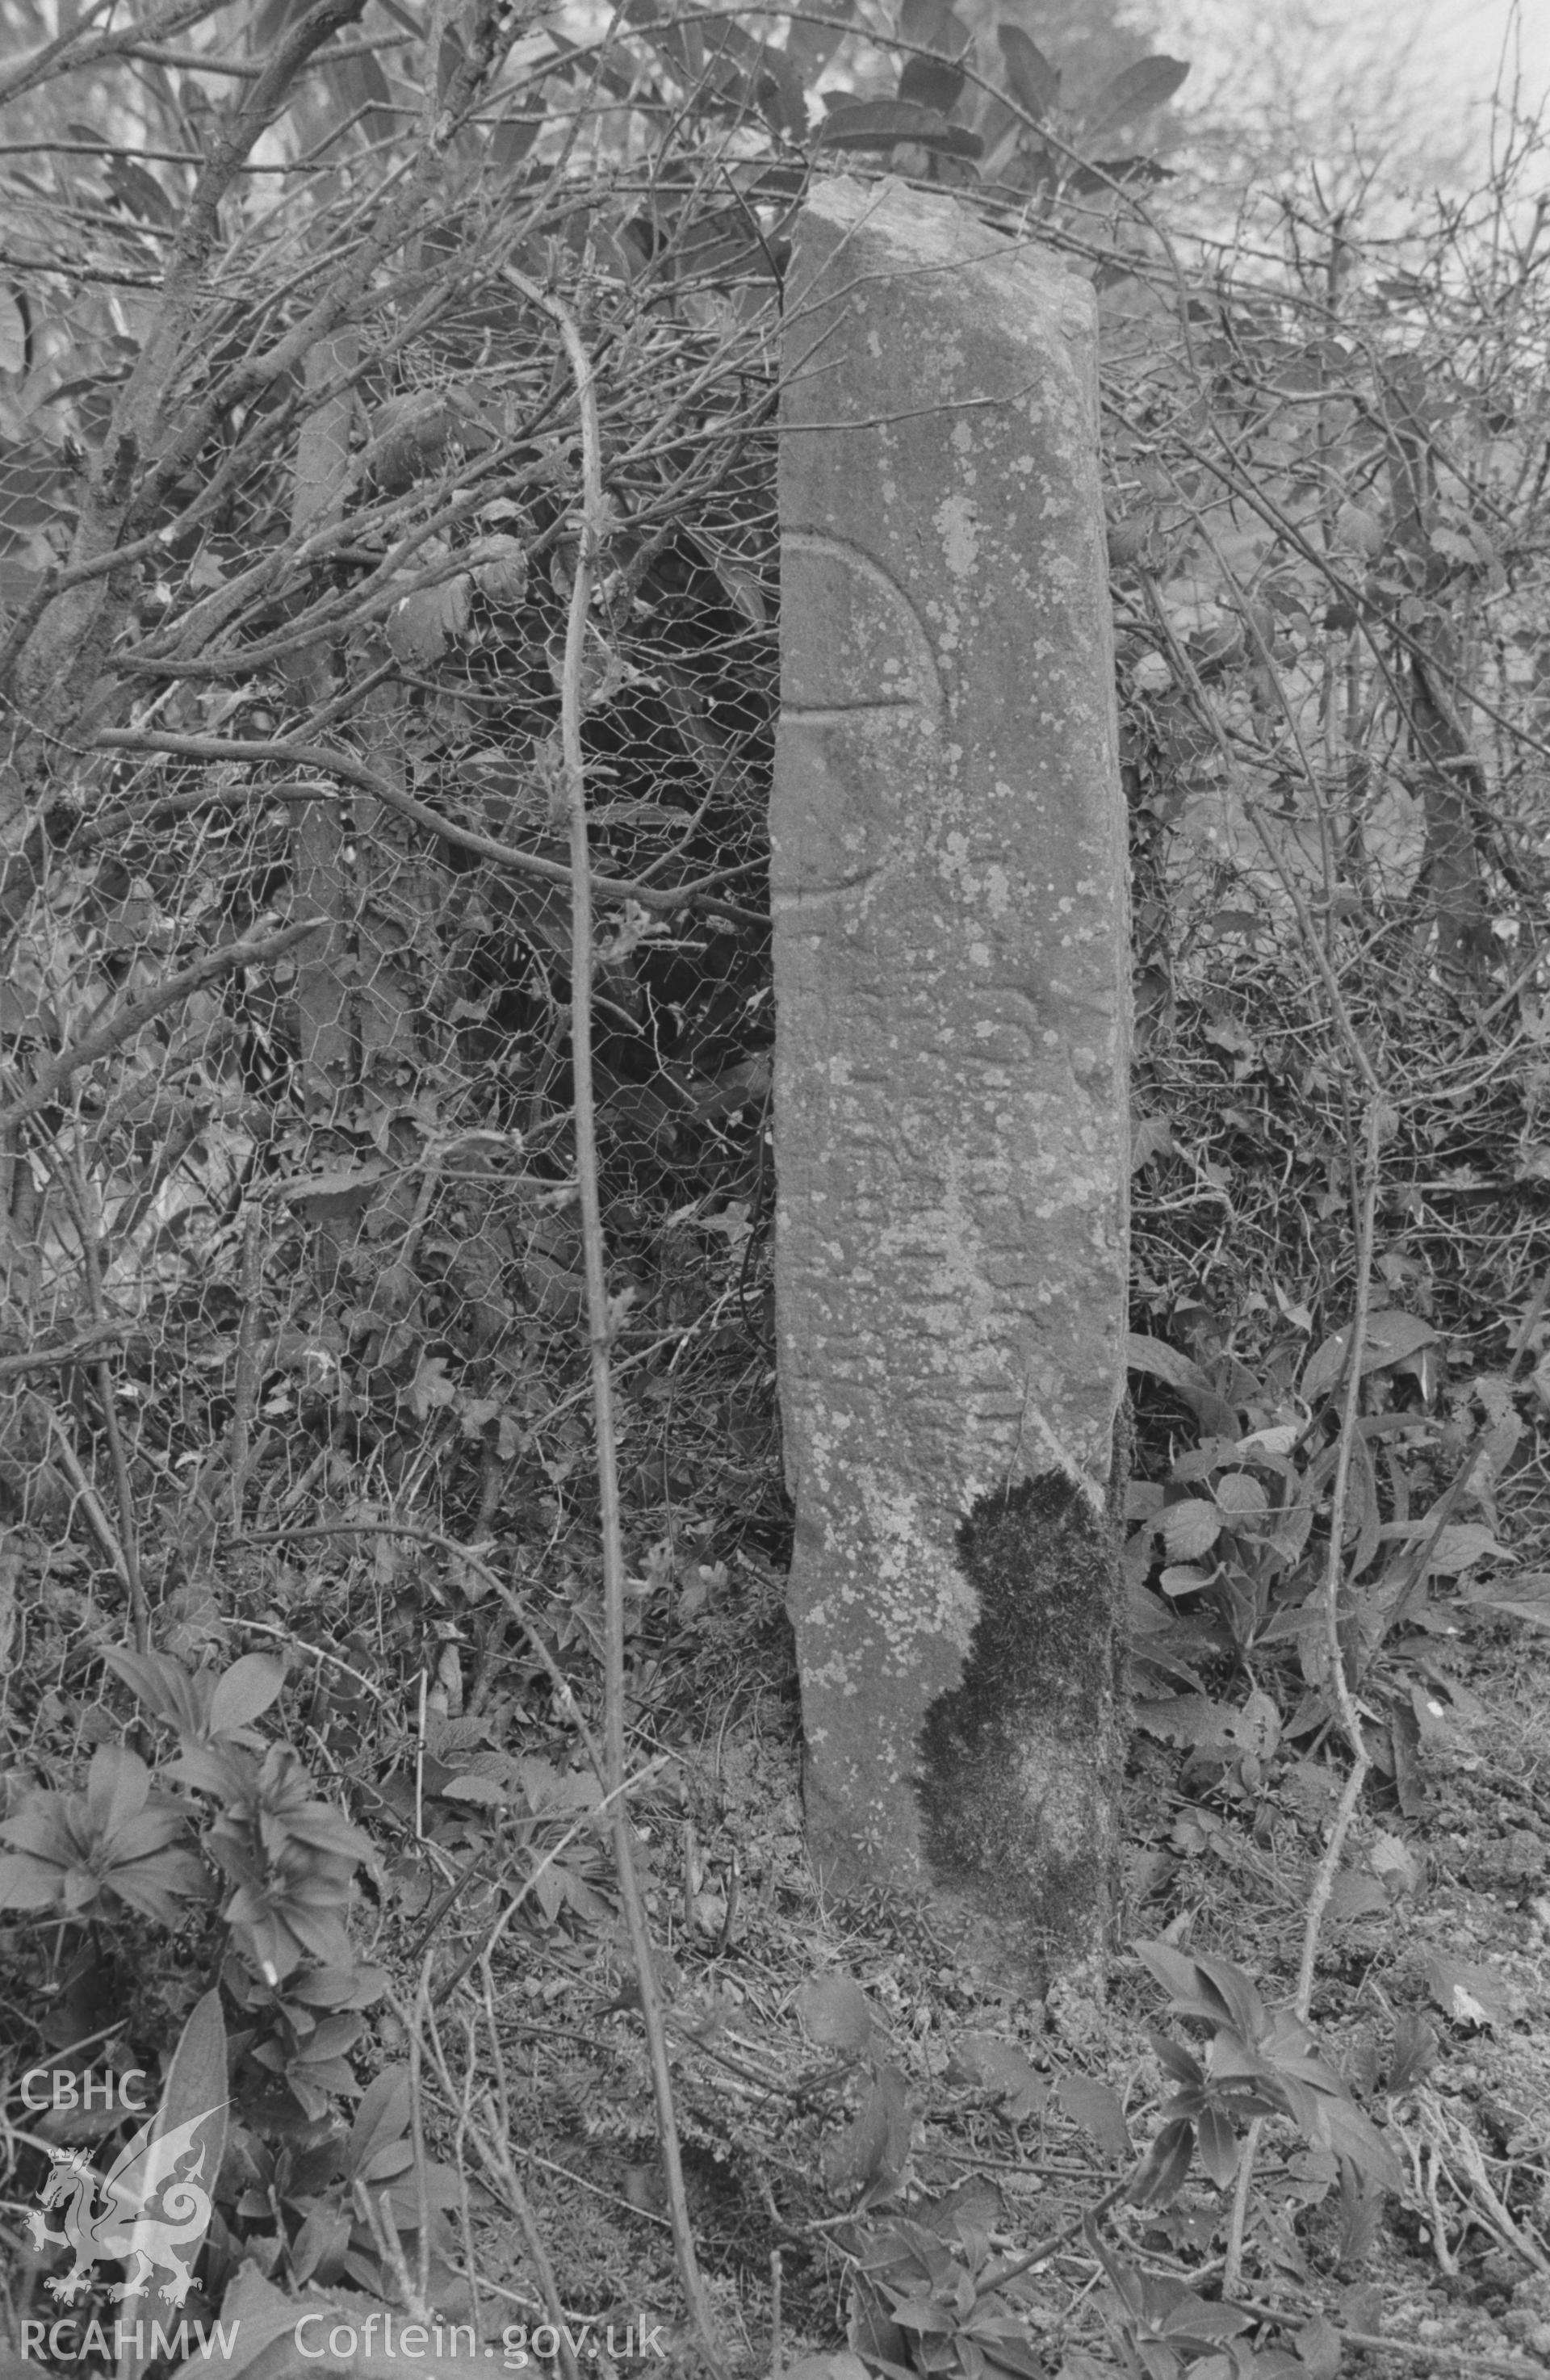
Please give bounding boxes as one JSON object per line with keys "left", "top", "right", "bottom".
{"left": 915, "top": 1470, "right": 1123, "bottom": 1981}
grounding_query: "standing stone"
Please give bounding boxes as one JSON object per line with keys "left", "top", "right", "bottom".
{"left": 773, "top": 176, "right": 1130, "bottom": 1983}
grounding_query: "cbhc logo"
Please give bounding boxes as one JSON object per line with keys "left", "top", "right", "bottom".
{"left": 19, "top": 2070, "right": 150, "bottom": 2114}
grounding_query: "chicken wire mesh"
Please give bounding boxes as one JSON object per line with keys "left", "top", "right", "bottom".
{"left": 0, "top": 110, "right": 785, "bottom": 1609}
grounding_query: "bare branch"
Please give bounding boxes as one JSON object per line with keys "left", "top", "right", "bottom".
{"left": 2, "top": 917, "right": 326, "bottom": 1129}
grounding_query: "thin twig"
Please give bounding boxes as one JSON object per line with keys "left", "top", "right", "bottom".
{"left": 974, "top": 2175, "right": 1133, "bottom": 2301}
{"left": 1294, "top": 1100, "right": 1383, "bottom": 2022}
{"left": 1221, "top": 2115, "right": 1264, "bottom": 2302}
{"left": 228, "top": 1200, "right": 263, "bottom": 1531}
{"left": 501, "top": 258, "right": 723, "bottom": 2376}
{"left": 43, "top": 1406, "right": 130, "bottom": 1584}
{"left": 0, "top": 1326, "right": 129, "bottom": 1380}
{"left": 91, "top": 729, "right": 767, "bottom": 925}
{"left": 1233, "top": 2295, "right": 1544, "bottom": 2378}
{"left": 1, "top": 917, "right": 326, "bottom": 1129}
{"left": 58, "top": 1154, "right": 149, "bottom": 1652}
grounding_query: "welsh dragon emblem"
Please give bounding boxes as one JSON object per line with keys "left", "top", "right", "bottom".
{"left": 28, "top": 2104, "right": 222, "bottom": 2305}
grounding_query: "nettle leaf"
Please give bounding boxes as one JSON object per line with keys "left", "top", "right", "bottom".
{"left": 386, "top": 573, "right": 471, "bottom": 664}
{"left": 1057, "top": 2072, "right": 1130, "bottom": 2159}
{"left": 798, "top": 1973, "right": 874, "bottom": 2052}
{"left": 947, "top": 2033, "right": 1049, "bottom": 2119}
{"left": 1213, "top": 1470, "right": 1269, "bottom": 1523}
{"left": 1159, "top": 1499, "right": 1221, "bottom": 1561}
{"left": 995, "top": 23, "right": 1058, "bottom": 118}
{"left": 1423, "top": 1953, "right": 1514, "bottom": 2033}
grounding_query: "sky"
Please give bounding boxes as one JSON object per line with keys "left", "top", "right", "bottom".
{"left": 1150, "top": 0, "right": 1550, "bottom": 181}
{"left": 1430, "top": 0, "right": 1550, "bottom": 109}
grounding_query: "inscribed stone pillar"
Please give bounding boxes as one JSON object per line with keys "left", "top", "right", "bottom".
{"left": 773, "top": 176, "right": 1130, "bottom": 1981}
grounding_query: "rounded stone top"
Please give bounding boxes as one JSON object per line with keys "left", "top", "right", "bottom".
{"left": 802, "top": 172, "right": 1095, "bottom": 335}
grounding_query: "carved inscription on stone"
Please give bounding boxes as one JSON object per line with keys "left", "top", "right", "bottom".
{"left": 773, "top": 176, "right": 1129, "bottom": 1976}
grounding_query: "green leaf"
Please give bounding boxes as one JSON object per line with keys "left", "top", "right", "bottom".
{"left": 947, "top": 2033, "right": 1049, "bottom": 2119}
{"left": 1083, "top": 54, "right": 1190, "bottom": 137}
{"left": 0, "top": 290, "right": 27, "bottom": 375}
{"left": 207, "top": 1654, "right": 286, "bottom": 1738}
{"left": 0, "top": 1795, "right": 78, "bottom": 1864}
{"left": 1125, "top": 1333, "right": 1209, "bottom": 1392}
{"left": 168, "top": 1743, "right": 258, "bottom": 1800}
{"left": 1159, "top": 1499, "right": 1221, "bottom": 1561}
{"left": 798, "top": 1973, "right": 873, "bottom": 2052}
{"left": 1423, "top": 1953, "right": 1514, "bottom": 2033}
{"left": 1148, "top": 2030, "right": 1204, "bottom": 2089}
{"left": 1194, "top": 2101, "right": 1240, "bottom": 2189}
{"left": 100, "top": 1804, "right": 191, "bottom": 1864}
{"left": 108, "top": 1848, "right": 210, "bottom": 1925}
{"left": 386, "top": 574, "right": 471, "bottom": 665}
{"left": 1129, "top": 2116, "right": 1196, "bottom": 2208}
{"left": 1188, "top": 1950, "right": 1267, "bottom": 2039}
{"left": 818, "top": 98, "right": 982, "bottom": 157}
{"left": 104, "top": 1648, "right": 207, "bottom": 1737}
{"left": 1057, "top": 2072, "right": 1130, "bottom": 2159}
{"left": 86, "top": 1742, "right": 152, "bottom": 1839}
{"left": 1461, "top": 1569, "right": 1550, "bottom": 1627}
{"left": 346, "top": 2068, "right": 412, "bottom": 2176}
{"left": 995, "top": 23, "right": 1058, "bottom": 118}
{"left": 1302, "top": 1309, "right": 1439, "bottom": 1400}
{"left": 897, "top": 52, "right": 965, "bottom": 111}
{"left": 270, "top": 1801, "right": 375, "bottom": 1863}
{"left": 1213, "top": 1470, "right": 1268, "bottom": 1522}
{"left": 1315, "top": 2098, "right": 1405, "bottom": 2194}
{"left": 823, "top": 2064, "right": 912, "bottom": 2200}
{"left": 0, "top": 1849, "right": 65, "bottom": 1909}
